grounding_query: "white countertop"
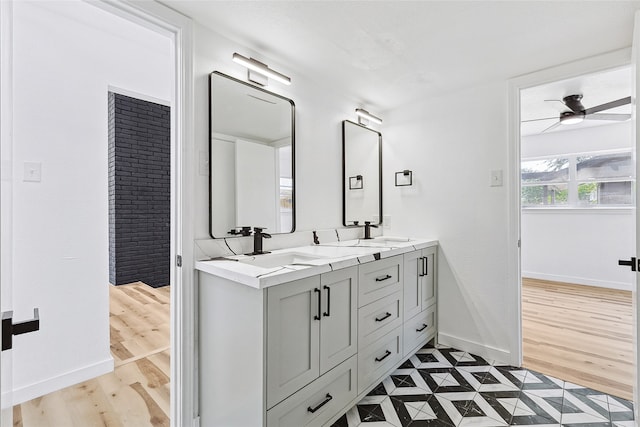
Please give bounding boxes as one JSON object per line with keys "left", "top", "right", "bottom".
{"left": 195, "top": 237, "right": 438, "bottom": 289}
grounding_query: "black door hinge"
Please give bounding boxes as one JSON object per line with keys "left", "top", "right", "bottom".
{"left": 176, "top": 255, "right": 182, "bottom": 267}
{"left": 2, "top": 308, "right": 40, "bottom": 351}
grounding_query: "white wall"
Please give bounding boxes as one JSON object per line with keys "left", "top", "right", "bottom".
{"left": 383, "top": 81, "right": 512, "bottom": 362}
{"left": 522, "top": 209, "right": 634, "bottom": 290}
{"left": 521, "top": 122, "right": 635, "bottom": 290}
{"left": 10, "top": 1, "right": 172, "bottom": 403}
{"left": 194, "top": 23, "right": 371, "bottom": 240}
{"left": 381, "top": 73, "right": 636, "bottom": 363}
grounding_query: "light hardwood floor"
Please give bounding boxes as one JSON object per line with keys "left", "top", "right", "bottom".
{"left": 522, "top": 277, "right": 633, "bottom": 401}
{"left": 13, "top": 282, "right": 170, "bottom": 427}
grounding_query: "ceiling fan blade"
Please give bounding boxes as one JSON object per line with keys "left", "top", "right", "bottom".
{"left": 583, "top": 96, "right": 631, "bottom": 115}
{"left": 584, "top": 113, "right": 632, "bottom": 121}
{"left": 544, "top": 99, "right": 568, "bottom": 110}
{"left": 521, "top": 117, "right": 557, "bottom": 123}
{"left": 541, "top": 121, "right": 562, "bottom": 133}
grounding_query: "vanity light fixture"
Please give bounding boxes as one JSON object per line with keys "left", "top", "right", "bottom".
{"left": 232, "top": 52, "right": 291, "bottom": 86}
{"left": 355, "top": 108, "right": 382, "bottom": 125}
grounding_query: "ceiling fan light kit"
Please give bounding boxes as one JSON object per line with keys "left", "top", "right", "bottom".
{"left": 560, "top": 111, "right": 585, "bottom": 125}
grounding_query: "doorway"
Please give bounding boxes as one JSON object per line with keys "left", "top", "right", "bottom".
{"left": 518, "top": 65, "right": 635, "bottom": 400}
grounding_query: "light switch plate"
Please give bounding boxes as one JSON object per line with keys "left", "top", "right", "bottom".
{"left": 383, "top": 215, "right": 391, "bottom": 229}
{"left": 23, "top": 162, "right": 42, "bottom": 182}
{"left": 490, "top": 169, "right": 503, "bottom": 187}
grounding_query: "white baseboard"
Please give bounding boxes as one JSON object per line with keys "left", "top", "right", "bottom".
{"left": 8, "top": 356, "right": 114, "bottom": 405}
{"left": 438, "top": 332, "right": 512, "bottom": 366}
{"left": 522, "top": 271, "right": 633, "bottom": 292}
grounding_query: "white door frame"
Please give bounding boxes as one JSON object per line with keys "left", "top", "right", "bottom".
{"left": 1, "top": 1, "right": 196, "bottom": 425}
{"left": 506, "top": 48, "right": 633, "bottom": 367}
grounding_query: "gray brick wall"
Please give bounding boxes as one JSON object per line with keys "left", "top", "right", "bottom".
{"left": 108, "top": 92, "right": 170, "bottom": 288}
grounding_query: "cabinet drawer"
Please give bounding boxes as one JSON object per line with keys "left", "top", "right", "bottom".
{"left": 358, "top": 291, "right": 402, "bottom": 350}
{"left": 357, "top": 327, "right": 402, "bottom": 394}
{"left": 267, "top": 356, "right": 357, "bottom": 427}
{"left": 358, "top": 255, "right": 403, "bottom": 307}
{"left": 403, "top": 305, "right": 436, "bottom": 357}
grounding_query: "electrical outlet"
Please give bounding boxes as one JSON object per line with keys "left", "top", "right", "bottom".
{"left": 383, "top": 215, "right": 391, "bottom": 229}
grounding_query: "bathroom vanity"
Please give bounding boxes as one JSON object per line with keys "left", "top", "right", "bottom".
{"left": 196, "top": 237, "right": 438, "bottom": 427}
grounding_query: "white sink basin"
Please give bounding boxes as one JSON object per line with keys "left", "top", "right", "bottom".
{"left": 295, "top": 245, "right": 381, "bottom": 257}
{"left": 331, "top": 237, "right": 414, "bottom": 247}
{"left": 374, "top": 236, "right": 413, "bottom": 243}
{"left": 236, "top": 252, "right": 329, "bottom": 269}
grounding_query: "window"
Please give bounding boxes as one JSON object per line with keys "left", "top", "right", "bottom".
{"left": 521, "top": 158, "right": 570, "bottom": 206}
{"left": 279, "top": 177, "right": 293, "bottom": 209}
{"left": 521, "top": 151, "right": 635, "bottom": 208}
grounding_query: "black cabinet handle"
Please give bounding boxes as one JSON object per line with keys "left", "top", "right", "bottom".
{"left": 323, "top": 285, "right": 331, "bottom": 317}
{"left": 416, "top": 323, "right": 428, "bottom": 332}
{"left": 375, "top": 274, "right": 392, "bottom": 282}
{"left": 417, "top": 257, "right": 423, "bottom": 277}
{"left": 375, "top": 312, "right": 392, "bottom": 322}
{"left": 424, "top": 257, "right": 428, "bottom": 276}
{"left": 307, "top": 393, "right": 333, "bottom": 413}
{"left": 375, "top": 350, "right": 392, "bottom": 362}
{"left": 314, "top": 288, "right": 321, "bottom": 320}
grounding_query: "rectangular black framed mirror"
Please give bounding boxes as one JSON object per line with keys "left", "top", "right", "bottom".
{"left": 209, "top": 71, "right": 296, "bottom": 238}
{"left": 342, "top": 120, "right": 382, "bottom": 227}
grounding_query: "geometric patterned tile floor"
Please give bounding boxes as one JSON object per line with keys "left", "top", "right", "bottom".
{"left": 330, "top": 341, "right": 635, "bottom": 427}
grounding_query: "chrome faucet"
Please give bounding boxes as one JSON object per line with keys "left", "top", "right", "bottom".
{"left": 251, "top": 227, "right": 272, "bottom": 255}
{"left": 363, "top": 221, "right": 378, "bottom": 240}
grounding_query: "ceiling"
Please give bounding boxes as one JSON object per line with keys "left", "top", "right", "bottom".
{"left": 162, "top": 1, "right": 640, "bottom": 113}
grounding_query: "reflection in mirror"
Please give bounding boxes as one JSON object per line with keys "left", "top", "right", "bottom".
{"left": 209, "top": 72, "right": 295, "bottom": 238}
{"left": 343, "top": 120, "right": 382, "bottom": 226}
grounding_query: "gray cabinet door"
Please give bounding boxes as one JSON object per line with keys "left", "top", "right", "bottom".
{"left": 267, "top": 275, "right": 321, "bottom": 409}
{"left": 403, "top": 250, "right": 422, "bottom": 319}
{"left": 421, "top": 248, "right": 436, "bottom": 310}
{"left": 319, "top": 267, "right": 357, "bottom": 375}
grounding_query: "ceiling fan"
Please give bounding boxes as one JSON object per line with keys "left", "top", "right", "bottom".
{"left": 523, "top": 94, "right": 632, "bottom": 133}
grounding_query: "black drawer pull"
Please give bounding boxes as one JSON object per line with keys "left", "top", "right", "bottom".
{"left": 307, "top": 393, "right": 333, "bottom": 413}
{"left": 375, "top": 274, "right": 392, "bottom": 282}
{"left": 416, "top": 323, "right": 428, "bottom": 332}
{"left": 313, "top": 288, "right": 321, "bottom": 320}
{"left": 375, "top": 312, "right": 392, "bottom": 322}
{"left": 375, "top": 350, "right": 392, "bottom": 362}
{"left": 418, "top": 256, "right": 425, "bottom": 277}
